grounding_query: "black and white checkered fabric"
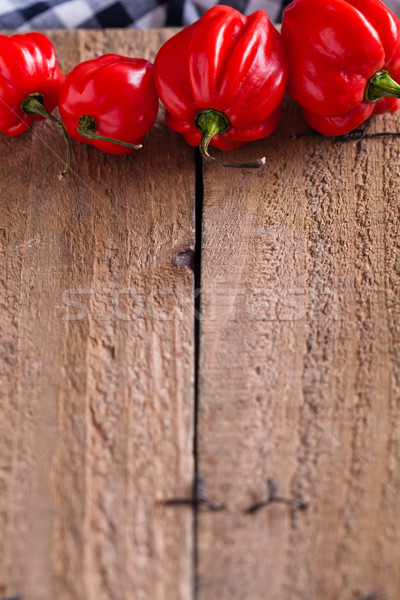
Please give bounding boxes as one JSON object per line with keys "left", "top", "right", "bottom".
{"left": 0, "top": 0, "right": 289, "bottom": 30}
{"left": 0, "top": 0, "right": 399, "bottom": 30}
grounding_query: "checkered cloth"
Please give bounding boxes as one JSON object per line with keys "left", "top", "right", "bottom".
{"left": 0, "top": 0, "right": 399, "bottom": 30}
{"left": 0, "top": 0, "right": 289, "bottom": 30}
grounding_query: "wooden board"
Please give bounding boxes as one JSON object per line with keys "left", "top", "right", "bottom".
{"left": 0, "top": 30, "right": 195, "bottom": 600}
{"left": 1, "top": 27, "right": 400, "bottom": 600}
{"left": 197, "top": 97, "right": 400, "bottom": 599}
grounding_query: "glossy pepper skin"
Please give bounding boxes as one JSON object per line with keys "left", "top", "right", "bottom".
{"left": 0, "top": 32, "right": 64, "bottom": 136}
{"left": 153, "top": 5, "right": 287, "bottom": 166}
{"left": 281, "top": 0, "right": 400, "bottom": 136}
{"left": 58, "top": 54, "right": 159, "bottom": 155}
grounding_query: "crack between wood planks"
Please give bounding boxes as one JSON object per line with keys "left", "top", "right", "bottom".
{"left": 193, "top": 148, "right": 204, "bottom": 600}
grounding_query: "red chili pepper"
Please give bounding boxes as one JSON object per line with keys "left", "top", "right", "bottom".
{"left": 281, "top": 0, "right": 400, "bottom": 136}
{"left": 0, "top": 32, "right": 70, "bottom": 176}
{"left": 153, "top": 5, "right": 287, "bottom": 168}
{"left": 58, "top": 54, "right": 159, "bottom": 156}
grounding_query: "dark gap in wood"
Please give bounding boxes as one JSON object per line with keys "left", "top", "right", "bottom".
{"left": 243, "top": 479, "right": 308, "bottom": 514}
{"left": 357, "top": 592, "right": 379, "bottom": 600}
{"left": 162, "top": 473, "right": 225, "bottom": 511}
{"left": 193, "top": 148, "right": 204, "bottom": 600}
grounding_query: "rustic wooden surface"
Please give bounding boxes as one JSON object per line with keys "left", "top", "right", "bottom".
{"left": 0, "top": 30, "right": 195, "bottom": 600}
{"left": 1, "top": 28, "right": 400, "bottom": 600}
{"left": 197, "top": 102, "right": 400, "bottom": 600}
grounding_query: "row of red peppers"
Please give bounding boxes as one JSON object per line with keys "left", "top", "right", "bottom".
{"left": 2, "top": 0, "right": 400, "bottom": 176}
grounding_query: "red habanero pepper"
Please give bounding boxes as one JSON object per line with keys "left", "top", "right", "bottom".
{"left": 0, "top": 32, "right": 70, "bottom": 176}
{"left": 153, "top": 5, "right": 287, "bottom": 168}
{"left": 281, "top": 0, "right": 400, "bottom": 136}
{"left": 58, "top": 54, "right": 159, "bottom": 155}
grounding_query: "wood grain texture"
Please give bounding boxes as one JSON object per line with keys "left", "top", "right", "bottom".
{"left": 0, "top": 30, "right": 195, "bottom": 600}
{"left": 197, "top": 98, "right": 400, "bottom": 600}
{"left": 2, "top": 27, "right": 400, "bottom": 600}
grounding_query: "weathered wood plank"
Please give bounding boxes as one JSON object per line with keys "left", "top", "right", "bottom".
{"left": 0, "top": 29, "right": 195, "bottom": 600}
{"left": 3, "top": 26, "right": 400, "bottom": 600}
{"left": 197, "top": 98, "right": 400, "bottom": 599}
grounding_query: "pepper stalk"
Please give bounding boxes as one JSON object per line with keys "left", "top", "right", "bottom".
{"left": 365, "top": 70, "right": 400, "bottom": 102}
{"left": 77, "top": 115, "right": 142, "bottom": 150}
{"left": 195, "top": 110, "right": 266, "bottom": 169}
{"left": 21, "top": 92, "right": 71, "bottom": 178}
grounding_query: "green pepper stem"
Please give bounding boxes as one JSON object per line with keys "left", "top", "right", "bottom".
{"left": 21, "top": 93, "right": 71, "bottom": 178}
{"left": 195, "top": 110, "right": 266, "bottom": 169}
{"left": 77, "top": 115, "right": 142, "bottom": 150}
{"left": 365, "top": 70, "right": 400, "bottom": 102}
